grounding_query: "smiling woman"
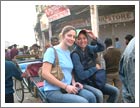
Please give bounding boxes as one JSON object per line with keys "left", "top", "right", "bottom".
{"left": 2, "top": 2, "right": 37, "bottom": 47}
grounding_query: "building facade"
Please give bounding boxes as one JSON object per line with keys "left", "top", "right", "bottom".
{"left": 35, "top": 5, "right": 135, "bottom": 51}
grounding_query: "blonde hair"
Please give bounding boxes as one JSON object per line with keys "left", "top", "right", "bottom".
{"left": 59, "top": 33, "right": 62, "bottom": 40}
{"left": 59, "top": 25, "right": 76, "bottom": 40}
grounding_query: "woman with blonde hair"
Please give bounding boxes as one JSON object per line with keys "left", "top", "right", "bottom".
{"left": 42, "top": 25, "right": 96, "bottom": 103}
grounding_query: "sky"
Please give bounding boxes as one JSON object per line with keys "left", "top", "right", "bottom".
{"left": 2, "top": 2, "right": 37, "bottom": 48}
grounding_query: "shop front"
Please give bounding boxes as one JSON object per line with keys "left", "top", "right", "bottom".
{"left": 45, "top": 5, "right": 135, "bottom": 51}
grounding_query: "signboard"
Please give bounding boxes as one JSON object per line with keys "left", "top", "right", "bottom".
{"left": 45, "top": 5, "right": 71, "bottom": 22}
{"left": 99, "top": 12, "right": 134, "bottom": 25}
{"left": 40, "top": 14, "right": 49, "bottom": 31}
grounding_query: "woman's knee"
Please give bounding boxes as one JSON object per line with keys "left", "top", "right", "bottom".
{"left": 84, "top": 84, "right": 103, "bottom": 102}
{"left": 76, "top": 97, "right": 89, "bottom": 103}
{"left": 94, "top": 88, "right": 103, "bottom": 97}
{"left": 86, "top": 91, "right": 97, "bottom": 103}
{"left": 79, "top": 89, "right": 97, "bottom": 103}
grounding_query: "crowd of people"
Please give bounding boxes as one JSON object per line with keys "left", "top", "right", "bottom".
{"left": 5, "top": 25, "right": 135, "bottom": 103}
{"left": 5, "top": 44, "right": 43, "bottom": 61}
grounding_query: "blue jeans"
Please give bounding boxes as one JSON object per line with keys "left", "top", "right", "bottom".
{"left": 84, "top": 84, "right": 103, "bottom": 103}
{"left": 101, "top": 84, "right": 120, "bottom": 103}
{"left": 44, "top": 89, "right": 96, "bottom": 103}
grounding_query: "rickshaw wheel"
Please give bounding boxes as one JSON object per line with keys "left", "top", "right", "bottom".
{"left": 14, "top": 79, "right": 24, "bottom": 103}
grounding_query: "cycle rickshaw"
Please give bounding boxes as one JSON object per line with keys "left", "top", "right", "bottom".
{"left": 13, "top": 54, "right": 48, "bottom": 103}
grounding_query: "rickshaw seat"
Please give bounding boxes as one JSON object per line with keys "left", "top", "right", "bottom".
{"left": 26, "top": 62, "right": 43, "bottom": 77}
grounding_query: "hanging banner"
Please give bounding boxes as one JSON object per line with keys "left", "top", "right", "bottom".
{"left": 99, "top": 12, "right": 134, "bottom": 25}
{"left": 45, "top": 5, "right": 71, "bottom": 22}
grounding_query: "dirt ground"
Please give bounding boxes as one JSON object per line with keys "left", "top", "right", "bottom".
{"left": 14, "top": 83, "right": 42, "bottom": 103}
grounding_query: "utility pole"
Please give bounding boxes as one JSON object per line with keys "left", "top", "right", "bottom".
{"left": 48, "top": 22, "right": 52, "bottom": 43}
{"left": 90, "top": 5, "right": 99, "bottom": 37}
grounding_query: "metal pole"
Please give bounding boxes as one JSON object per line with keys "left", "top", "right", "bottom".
{"left": 48, "top": 22, "right": 52, "bottom": 42}
{"left": 90, "top": 5, "right": 99, "bottom": 37}
{"left": 41, "top": 31, "right": 46, "bottom": 51}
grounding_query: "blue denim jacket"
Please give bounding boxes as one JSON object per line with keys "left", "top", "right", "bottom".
{"left": 119, "top": 37, "right": 135, "bottom": 102}
{"left": 71, "top": 38, "right": 105, "bottom": 83}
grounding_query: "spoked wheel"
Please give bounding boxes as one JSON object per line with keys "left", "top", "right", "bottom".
{"left": 14, "top": 79, "right": 24, "bottom": 103}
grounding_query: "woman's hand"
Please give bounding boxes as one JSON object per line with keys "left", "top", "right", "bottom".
{"left": 72, "top": 82, "right": 83, "bottom": 93}
{"left": 65, "top": 85, "right": 78, "bottom": 94}
{"left": 96, "top": 63, "right": 101, "bottom": 69}
{"left": 83, "top": 29, "right": 97, "bottom": 40}
{"left": 74, "top": 82, "right": 83, "bottom": 89}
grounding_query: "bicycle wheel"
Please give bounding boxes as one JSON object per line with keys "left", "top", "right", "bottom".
{"left": 14, "top": 79, "right": 24, "bottom": 103}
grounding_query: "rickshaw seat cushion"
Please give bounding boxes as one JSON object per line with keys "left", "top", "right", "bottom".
{"left": 19, "top": 61, "right": 41, "bottom": 72}
{"left": 36, "top": 81, "right": 44, "bottom": 87}
{"left": 26, "top": 63, "right": 43, "bottom": 77}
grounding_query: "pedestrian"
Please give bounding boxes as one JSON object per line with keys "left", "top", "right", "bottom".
{"left": 10, "top": 44, "right": 18, "bottom": 60}
{"left": 5, "top": 46, "right": 12, "bottom": 60}
{"left": 115, "top": 37, "right": 121, "bottom": 49}
{"left": 119, "top": 37, "right": 135, "bottom": 103}
{"left": 124, "top": 34, "right": 134, "bottom": 45}
{"left": 44, "top": 37, "right": 59, "bottom": 53}
{"left": 30, "top": 44, "right": 42, "bottom": 58}
{"left": 104, "top": 38, "right": 122, "bottom": 102}
{"left": 5, "top": 59, "right": 22, "bottom": 103}
{"left": 18, "top": 48, "right": 24, "bottom": 55}
{"left": 71, "top": 29, "right": 119, "bottom": 103}
{"left": 41, "top": 25, "right": 96, "bottom": 103}
{"left": 51, "top": 36, "right": 59, "bottom": 46}
{"left": 23, "top": 46, "right": 30, "bottom": 54}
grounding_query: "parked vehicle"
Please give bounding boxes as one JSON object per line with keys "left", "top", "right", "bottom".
{"left": 12, "top": 54, "right": 47, "bottom": 103}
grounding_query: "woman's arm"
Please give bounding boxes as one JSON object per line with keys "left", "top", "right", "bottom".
{"left": 84, "top": 29, "right": 105, "bottom": 52}
{"left": 42, "top": 62, "right": 67, "bottom": 90}
{"left": 72, "top": 72, "right": 83, "bottom": 89}
{"left": 71, "top": 53, "right": 97, "bottom": 80}
{"left": 42, "top": 62, "right": 79, "bottom": 94}
{"left": 42, "top": 47, "right": 79, "bottom": 94}
{"left": 89, "top": 38, "right": 105, "bottom": 53}
{"left": 71, "top": 72, "right": 76, "bottom": 85}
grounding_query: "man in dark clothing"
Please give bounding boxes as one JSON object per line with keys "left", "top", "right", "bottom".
{"left": 51, "top": 36, "right": 59, "bottom": 46}
{"left": 125, "top": 34, "right": 133, "bottom": 45}
{"left": 103, "top": 38, "right": 122, "bottom": 102}
{"left": 5, "top": 60, "right": 22, "bottom": 103}
{"left": 10, "top": 44, "right": 18, "bottom": 59}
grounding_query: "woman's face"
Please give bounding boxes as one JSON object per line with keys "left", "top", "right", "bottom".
{"left": 77, "top": 33, "right": 88, "bottom": 49}
{"left": 63, "top": 30, "right": 76, "bottom": 47}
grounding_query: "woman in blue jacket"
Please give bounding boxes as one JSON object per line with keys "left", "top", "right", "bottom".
{"left": 71, "top": 29, "right": 119, "bottom": 103}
